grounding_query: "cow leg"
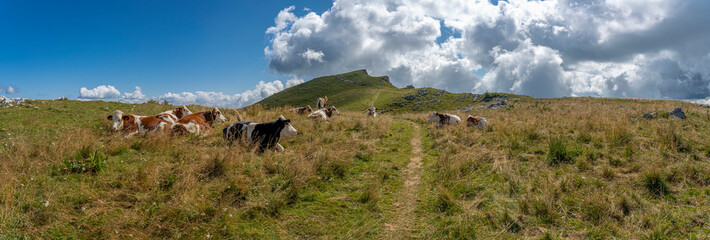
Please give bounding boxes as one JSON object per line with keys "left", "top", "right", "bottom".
{"left": 274, "top": 143, "right": 285, "bottom": 152}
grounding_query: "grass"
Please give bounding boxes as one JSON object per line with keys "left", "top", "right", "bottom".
{"left": 2, "top": 96, "right": 710, "bottom": 239}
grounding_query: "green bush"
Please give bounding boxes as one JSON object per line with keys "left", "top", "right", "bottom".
{"left": 547, "top": 137, "right": 574, "bottom": 166}
{"left": 62, "top": 150, "right": 107, "bottom": 174}
{"left": 643, "top": 171, "right": 669, "bottom": 197}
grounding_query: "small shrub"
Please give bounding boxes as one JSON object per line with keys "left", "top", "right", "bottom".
{"left": 435, "top": 186, "right": 459, "bottom": 213}
{"left": 602, "top": 167, "right": 615, "bottom": 180}
{"left": 607, "top": 123, "right": 632, "bottom": 147}
{"left": 576, "top": 131, "right": 592, "bottom": 144}
{"left": 656, "top": 124, "right": 689, "bottom": 153}
{"left": 500, "top": 211, "right": 523, "bottom": 233}
{"left": 617, "top": 195, "right": 636, "bottom": 216}
{"left": 62, "top": 151, "right": 107, "bottom": 174}
{"left": 582, "top": 199, "right": 610, "bottom": 225}
{"left": 358, "top": 185, "right": 379, "bottom": 204}
{"left": 547, "top": 137, "right": 574, "bottom": 165}
{"left": 643, "top": 171, "right": 669, "bottom": 197}
{"left": 437, "top": 216, "right": 477, "bottom": 239}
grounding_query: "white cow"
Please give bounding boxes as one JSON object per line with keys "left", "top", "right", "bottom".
{"left": 366, "top": 107, "right": 378, "bottom": 117}
{"left": 428, "top": 112, "right": 461, "bottom": 127}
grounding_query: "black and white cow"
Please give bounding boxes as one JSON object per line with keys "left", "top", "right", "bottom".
{"left": 223, "top": 115, "right": 298, "bottom": 153}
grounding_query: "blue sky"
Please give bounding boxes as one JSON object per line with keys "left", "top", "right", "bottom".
{"left": 3, "top": 0, "right": 710, "bottom": 106}
{"left": 0, "top": 0, "right": 332, "bottom": 99}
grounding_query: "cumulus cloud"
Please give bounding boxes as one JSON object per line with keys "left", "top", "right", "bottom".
{"left": 79, "top": 85, "right": 121, "bottom": 99}
{"left": 158, "top": 80, "right": 289, "bottom": 108}
{"left": 264, "top": 0, "right": 710, "bottom": 99}
{"left": 286, "top": 77, "right": 305, "bottom": 87}
{"left": 121, "top": 86, "right": 148, "bottom": 103}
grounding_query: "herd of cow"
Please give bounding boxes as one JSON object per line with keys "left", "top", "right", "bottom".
{"left": 105, "top": 96, "right": 488, "bottom": 153}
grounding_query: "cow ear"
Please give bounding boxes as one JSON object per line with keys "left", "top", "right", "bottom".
{"left": 107, "top": 115, "right": 113, "bottom": 120}
{"left": 122, "top": 116, "right": 130, "bottom": 121}
{"left": 284, "top": 119, "right": 291, "bottom": 124}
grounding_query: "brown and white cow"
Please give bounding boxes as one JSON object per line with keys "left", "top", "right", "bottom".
{"left": 366, "top": 107, "right": 378, "bottom": 117}
{"left": 428, "top": 112, "right": 461, "bottom": 127}
{"left": 107, "top": 110, "right": 172, "bottom": 137}
{"left": 289, "top": 105, "right": 313, "bottom": 115}
{"left": 466, "top": 115, "right": 488, "bottom": 129}
{"left": 308, "top": 106, "right": 340, "bottom": 121}
{"left": 176, "top": 107, "right": 227, "bottom": 133}
{"left": 316, "top": 96, "right": 328, "bottom": 109}
{"left": 156, "top": 106, "right": 193, "bottom": 124}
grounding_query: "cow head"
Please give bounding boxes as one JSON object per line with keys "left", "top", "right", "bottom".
{"left": 107, "top": 110, "right": 126, "bottom": 131}
{"left": 329, "top": 106, "right": 340, "bottom": 115}
{"left": 277, "top": 115, "right": 298, "bottom": 138}
{"left": 175, "top": 106, "right": 193, "bottom": 119}
{"left": 211, "top": 107, "right": 227, "bottom": 123}
{"left": 467, "top": 115, "right": 479, "bottom": 126}
{"left": 428, "top": 112, "right": 440, "bottom": 123}
{"left": 306, "top": 105, "right": 313, "bottom": 113}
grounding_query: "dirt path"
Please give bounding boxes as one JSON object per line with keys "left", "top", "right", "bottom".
{"left": 383, "top": 123, "right": 423, "bottom": 239}
{"left": 369, "top": 90, "right": 381, "bottom": 107}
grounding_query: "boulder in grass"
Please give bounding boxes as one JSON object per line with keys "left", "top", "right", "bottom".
{"left": 642, "top": 112, "right": 657, "bottom": 119}
{"left": 668, "top": 107, "right": 685, "bottom": 119}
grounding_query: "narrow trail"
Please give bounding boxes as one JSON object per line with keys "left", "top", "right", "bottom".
{"left": 369, "top": 90, "right": 381, "bottom": 108}
{"left": 383, "top": 122, "right": 423, "bottom": 239}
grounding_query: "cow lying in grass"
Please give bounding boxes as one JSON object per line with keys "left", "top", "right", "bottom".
{"left": 156, "top": 106, "right": 192, "bottom": 124}
{"left": 176, "top": 108, "right": 227, "bottom": 135}
{"left": 366, "top": 107, "right": 378, "bottom": 117}
{"left": 466, "top": 115, "right": 488, "bottom": 129}
{"left": 107, "top": 110, "right": 171, "bottom": 137}
{"left": 309, "top": 106, "right": 340, "bottom": 121}
{"left": 223, "top": 115, "right": 298, "bottom": 153}
{"left": 428, "top": 112, "right": 461, "bottom": 127}
{"left": 289, "top": 106, "right": 313, "bottom": 115}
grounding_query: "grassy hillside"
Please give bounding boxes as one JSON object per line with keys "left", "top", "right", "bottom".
{"left": 256, "top": 70, "right": 532, "bottom": 112}
{"left": 257, "top": 69, "right": 398, "bottom": 110}
{"left": 2, "top": 98, "right": 710, "bottom": 239}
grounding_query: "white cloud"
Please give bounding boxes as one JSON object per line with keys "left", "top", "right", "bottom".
{"left": 286, "top": 77, "right": 305, "bottom": 87}
{"left": 300, "top": 49, "right": 325, "bottom": 63}
{"left": 6, "top": 86, "right": 16, "bottom": 94}
{"left": 79, "top": 85, "right": 121, "bottom": 99}
{"left": 121, "top": 86, "right": 148, "bottom": 103}
{"left": 158, "top": 80, "right": 287, "bottom": 108}
{"left": 264, "top": 0, "right": 710, "bottom": 99}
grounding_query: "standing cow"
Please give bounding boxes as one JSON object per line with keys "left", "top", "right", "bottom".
{"left": 223, "top": 115, "right": 298, "bottom": 153}
{"left": 428, "top": 112, "right": 461, "bottom": 127}
{"left": 316, "top": 96, "right": 328, "bottom": 109}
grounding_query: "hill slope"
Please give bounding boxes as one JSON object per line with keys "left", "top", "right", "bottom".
{"left": 2, "top": 98, "right": 709, "bottom": 239}
{"left": 256, "top": 70, "right": 532, "bottom": 112}
{"left": 257, "top": 69, "right": 397, "bottom": 110}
